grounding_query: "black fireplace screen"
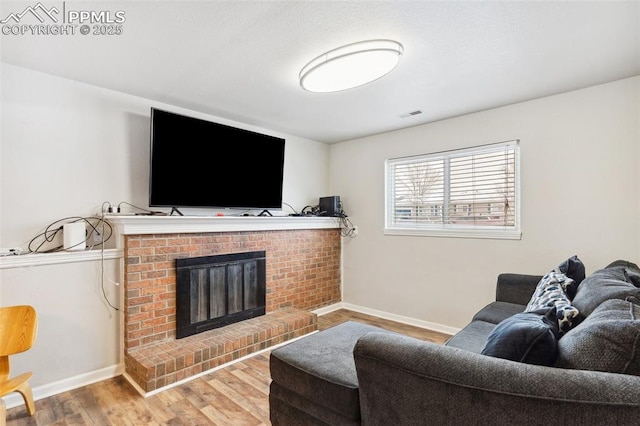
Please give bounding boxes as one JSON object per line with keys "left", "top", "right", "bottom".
{"left": 175, "top": 251, "right": 266, "bottom": 339}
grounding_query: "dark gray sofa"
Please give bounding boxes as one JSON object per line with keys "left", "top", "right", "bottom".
{"left": 270, "top": 261, "right": 640, "bottom": 425}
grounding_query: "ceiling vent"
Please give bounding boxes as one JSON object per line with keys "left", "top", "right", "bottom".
{"left": 398, "top": 110, "right": 423, "bottom": 118}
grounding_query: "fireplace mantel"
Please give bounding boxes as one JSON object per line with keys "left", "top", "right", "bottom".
{"left": 106, "top": 214, "right": 341, "bottom": 236}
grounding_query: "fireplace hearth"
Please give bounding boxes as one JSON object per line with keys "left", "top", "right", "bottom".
{"left": 176, "top": 251, "right": 266, "bottom": 339}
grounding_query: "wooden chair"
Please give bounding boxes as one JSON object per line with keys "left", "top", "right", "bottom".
{"left": 0, "top": 305, "right": 38, "bottom": 424}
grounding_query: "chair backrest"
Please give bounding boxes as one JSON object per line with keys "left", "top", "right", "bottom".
{"left": 0, "top": 305, "right": 38, "bottom": 357}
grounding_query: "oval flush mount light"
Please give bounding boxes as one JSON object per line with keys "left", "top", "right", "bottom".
{"left": 299, "top": 39, "right": 404, "bottom": 93}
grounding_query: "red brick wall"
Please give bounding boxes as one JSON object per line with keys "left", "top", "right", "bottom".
{"left": 124, "top": 229, "right": 341, "bottom": 350}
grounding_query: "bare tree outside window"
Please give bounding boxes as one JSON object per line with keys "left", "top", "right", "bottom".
{"left": 496, "top": 154, "right": 516, "bottom": 226}
{"left": 392, "top": 159, "right": 443, "bottom": 223}
{"left": 386, "top": 141, "right": 520, "bottom": 239}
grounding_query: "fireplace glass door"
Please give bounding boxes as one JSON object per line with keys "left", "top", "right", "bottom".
{"left": 176, "top": 251, "right": 266, "bottom": 339}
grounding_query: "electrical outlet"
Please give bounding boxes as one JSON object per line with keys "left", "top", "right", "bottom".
{"left": 93, "top": 230, "right": 103, "bottom": 244}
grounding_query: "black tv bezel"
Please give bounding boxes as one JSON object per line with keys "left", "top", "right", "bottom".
{"left": 148, "top": 107, "right": 286, "bottom": 210}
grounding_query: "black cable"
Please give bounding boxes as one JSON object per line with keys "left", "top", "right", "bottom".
{"left": 335, "top": 201, "right": 357, "bottom": 238}
{"left": 27, "top": 216, "right": 113, "bottom": 253}
{"left": 117, "top": 201, "right": 153, "bottom": 214}
{"left": 339, "top": 214, "right": 357, "bottom": 238}
{"left": 99, "top": 233, "right": 119, "bottom": 311}
{"left": 100, "top": 206, "right": 119, "bottom": 311}
{"left": 282, "top": 202, "right": 299, "bottom": 215}
{"left": 301, "top": 205, "right": 320, "bottom": 216}
{"left": 102, "top": 201, "right": 113, "bottom": 214}
{"left": 24, "top": 212, "right": 119, "bottom": 310}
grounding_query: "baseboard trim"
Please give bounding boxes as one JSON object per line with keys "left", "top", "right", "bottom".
{"left": 1, "top": 364, "right": 124, "bottom": 409}
{"left": 311, "top": 302, "right": 345, "bottom": 316}
{"left": 316, "top": 302, "right": 460, "bottom": 336}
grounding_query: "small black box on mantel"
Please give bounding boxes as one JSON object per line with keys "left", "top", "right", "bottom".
{"left": 319, "top": 196, "right": 341, "bottom": 217}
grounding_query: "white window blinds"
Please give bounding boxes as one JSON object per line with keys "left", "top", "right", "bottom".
{"left": 385, "top": 140, "right": 520, "bottom": 239}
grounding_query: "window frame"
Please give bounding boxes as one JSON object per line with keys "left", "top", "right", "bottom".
{"left": 384, "top": 140, "right": 521, "bottom": 240}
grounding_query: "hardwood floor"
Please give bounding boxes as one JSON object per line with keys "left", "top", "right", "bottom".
{"left": 6, "top": 309, "right": 450, "bottom": 425}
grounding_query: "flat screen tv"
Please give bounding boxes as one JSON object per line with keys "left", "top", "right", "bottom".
{"left": 149, "top": 108, "right": 285, "bottom": 212}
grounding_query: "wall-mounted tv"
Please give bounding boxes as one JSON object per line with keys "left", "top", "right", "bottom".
{"left": 149, "top": 108, "right": 285, "bottom": 212}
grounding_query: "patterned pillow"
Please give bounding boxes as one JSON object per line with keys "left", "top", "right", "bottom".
{"left": 526, "top": 271, "right": 580, "bottom": 334}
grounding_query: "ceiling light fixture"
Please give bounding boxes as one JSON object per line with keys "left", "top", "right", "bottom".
{"left": 299, "top": 39, "right": 404, "bottom": 93}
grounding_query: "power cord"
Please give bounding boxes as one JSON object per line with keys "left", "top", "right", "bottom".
{"left": 295, "top": 200, "right": 358, "bottom": 237}
{"left": 336, "top": 201, "right": 357, "bottom": 238}
{"left": 116, "top": 201, "right": 167, "bottom": 215}
{"left": 338, "top": 214, "right": 358, "bottom": 238}
{"left": 27, "top": 216, "right": 113, "bottom": 253}
{"left": 25, "top": 210, "right": 119, "bottom": 311}
{"left": 100, "top": 204, "right": 119, "bottom": 312}
{"left": 301, "top": 205, "right": 321, "bottom": 216}
{"left": 282, "top": 202, "right": 299, "bottom": 215}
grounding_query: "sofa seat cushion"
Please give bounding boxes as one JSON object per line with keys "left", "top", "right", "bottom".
{"left": 572, "top": 262, "right": 640, "bottom": 317}
{"left": 269, "top": 321, "right": 392, "bottom": 421}
{"left": 472, "top": 301, "right": 525, "bottom": 324}
{"left": 445, "top": 320, "right": 496, "bottom": 353}
{"left": 555, "top": 299, "right": 640, "bottom": 375}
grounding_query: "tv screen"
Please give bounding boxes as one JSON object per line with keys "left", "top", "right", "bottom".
{"left": 149, "top": 108, "right": 285, "bottom": 210}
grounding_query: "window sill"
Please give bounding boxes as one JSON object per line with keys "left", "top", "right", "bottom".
{"left": 384, "top": 227, "right": 522, "bottom": 240}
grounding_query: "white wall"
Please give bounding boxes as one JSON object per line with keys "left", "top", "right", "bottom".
{"left": 0, "top": 259, "right": 121, "bottom": 391}
{"left": 331, "top": 76, "right": 640, "bottom": 329}
{"left": 0, "top": 63, "right": 330, "bottom": 396}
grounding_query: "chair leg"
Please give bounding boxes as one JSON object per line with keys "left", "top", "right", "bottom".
{"left": 15, "top": 382, "right": 35, "bottom": 416}
{"left": 0, "top": 397, "right": 6, "bottom": 426}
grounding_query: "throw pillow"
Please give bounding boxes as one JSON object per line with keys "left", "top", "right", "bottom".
{"left": 572, "top": 263, "right": 640, "bottom": 317}
{"left": 481, "top": 309, "right": 559, "bottom": 366}
{"left": 555, "top": 299, "right": 640, "bottom": 376}
{"left": 556, "top": 255, "right": 586, "bottom": 299}
{"left": 526, "top": 271, "right": 580, "bottom": 334}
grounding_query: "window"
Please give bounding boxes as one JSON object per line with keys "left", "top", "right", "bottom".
{"left": 385, "top": 140, "right": 520, "bottom": 239}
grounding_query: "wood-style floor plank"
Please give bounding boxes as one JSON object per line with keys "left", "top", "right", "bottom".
{"left": 6, "top": 309, "right": 450, "bottom": 425}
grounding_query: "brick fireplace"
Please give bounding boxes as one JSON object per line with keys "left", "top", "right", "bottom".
{"left": 108, "top": 216, "right": 342, "bottom": 393}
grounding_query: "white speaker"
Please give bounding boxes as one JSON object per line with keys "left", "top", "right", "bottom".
{"left": 63, "top": 222, "right": 86, "bottom": 251}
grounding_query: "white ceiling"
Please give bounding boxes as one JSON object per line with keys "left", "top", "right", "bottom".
{"left": 2, "top": 1, "right": 639, "bottom": 144}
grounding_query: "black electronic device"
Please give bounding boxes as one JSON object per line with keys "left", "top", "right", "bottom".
{"left": 319, "top": 196, "right": 341, "bottom": 217}
{"left": 149, "top": 108, "right": 285, "bottom": 210}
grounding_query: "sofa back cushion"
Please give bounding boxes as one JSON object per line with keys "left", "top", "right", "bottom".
{"left": 572, "top": 262, "right": 640, "bottom": 317}
{"left": 555, "top": 299, "right": 640, "bottom": 375}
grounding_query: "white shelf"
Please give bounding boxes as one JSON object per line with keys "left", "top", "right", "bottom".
{"left": 0, "top": 248, "right": 124, "bottom": 270}
{"left": 104, "top": 215, "right": 342, "bottom": 235}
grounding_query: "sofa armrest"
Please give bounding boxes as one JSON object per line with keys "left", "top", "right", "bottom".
{"left": 354, "top": 332, "right": 640, "bottom": 426}
{"left": 495, "top": 273, "right": 542, "bottom": 305}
